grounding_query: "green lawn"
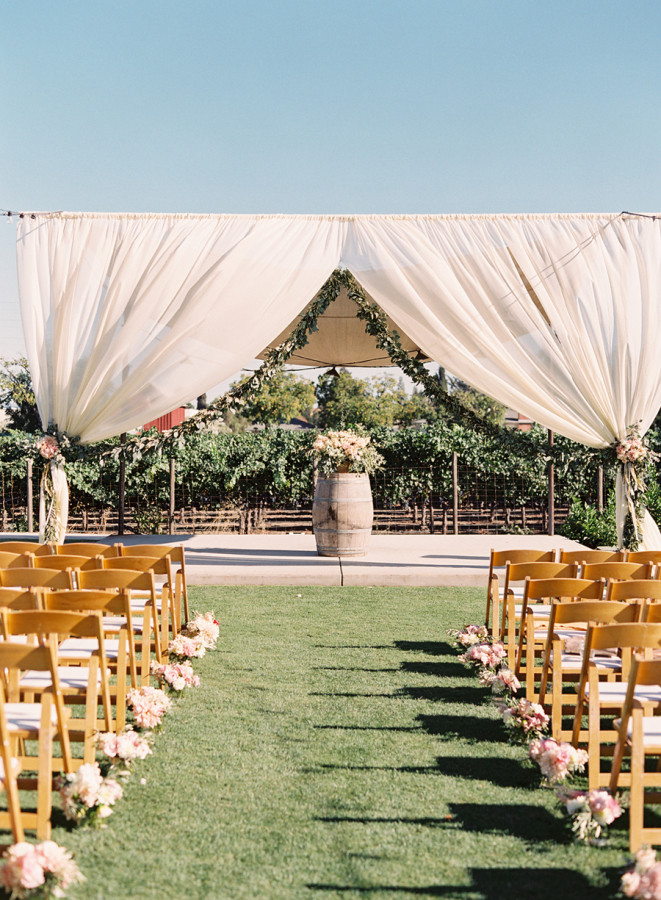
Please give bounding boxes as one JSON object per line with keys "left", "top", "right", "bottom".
{"left": 55, "top": 586, "right": 631, "bottom": 899}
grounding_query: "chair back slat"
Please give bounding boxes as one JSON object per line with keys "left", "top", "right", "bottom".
{"left": 583, "top": 562, "right": 653, "bottom": 582}
{"left": 0, "top": 568, "right": 73, "bottom": 589}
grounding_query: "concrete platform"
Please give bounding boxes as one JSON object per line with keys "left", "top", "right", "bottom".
{"left": 76, "top": 532, "right": 585, "bottom": 587}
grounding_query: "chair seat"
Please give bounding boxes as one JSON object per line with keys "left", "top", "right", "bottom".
{"left": 618, "top": 715, "right": 661, "bottom": 749}
{"left": 20, "top": 667, "right": 101, "bottom": 691}
{"left": 58, "top": 637, "right": 122, "bottom": 661}
{"left": 585, "top": 682, "right": 661, "bottom": 704}
{"left": 103, "top": 616, "right": 144, "bottom": 633}
{"left": 3, "top": 702, "right": 58, "bottom": 731}
{"left": 515, "top": 604, "right": 551, "bottom": 617}
{"left": 0, "top": 756, "right": 21, "bottom": 781}
{"left": 553, "top": 653, "right": 622, "bottom": 672}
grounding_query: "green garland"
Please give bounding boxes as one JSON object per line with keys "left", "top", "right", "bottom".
{"left": 105, "top": 266, "right": 503, "bottom": 462}
{"left": 107, "top": 269, "right": 345, "bottom": 461}
{"left": 342, "top": 270, "right": 503, "bottom": 437}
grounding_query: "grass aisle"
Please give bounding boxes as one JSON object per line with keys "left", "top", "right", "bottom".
{"left": 61, "top": 586, "right": 629, "bottom": 900}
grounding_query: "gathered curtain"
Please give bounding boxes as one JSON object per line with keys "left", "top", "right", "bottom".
{"left": 343, "top": 213, "right": 661, "bottom": 546}
{"left": 16, "top": 211, "right": 661, "bottom": 546}
{"left": 17, "top": 213, "right": 347, "bottom": 443}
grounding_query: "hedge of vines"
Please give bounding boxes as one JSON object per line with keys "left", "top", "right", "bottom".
{"left": 0, "top": 423, "right": 621, "bottom": 516}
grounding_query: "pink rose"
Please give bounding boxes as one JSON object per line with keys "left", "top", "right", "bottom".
{"left": 1, "top": 843, "right": 45, "bottom": 891}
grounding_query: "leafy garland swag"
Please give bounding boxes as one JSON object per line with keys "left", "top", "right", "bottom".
{"left": 105, "top": 268, "right": 503, "bottom": 464}
{"left": 33, "top": 268, "right": 653, "bottom": 549}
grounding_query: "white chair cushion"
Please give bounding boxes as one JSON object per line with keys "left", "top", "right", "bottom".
{"left": 58, "top": 637, "right": 122, "bottom": 661}
{"left": 585, "top": 682, "right": 661, "bottom": 703}
{"left": 3, "top": 702, "right": 58, "bottom": 731}
{"left": 20, "top": 667, "right": 101, "bottom": 691}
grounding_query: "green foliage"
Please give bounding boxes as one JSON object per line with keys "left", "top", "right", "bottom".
{"left": 0, "top": 422, "right": 627, "bottom": 519}
{"left": 315, "top": 370, "right": 438, "bottom": 429}
{"left": 233, "top": 371, "right": 316, "bottom": 425}
{"left": 447, "top": 377, "right": 506, "bottom": 426}
{"left": 0, "top": 357, "right": 41, "bottom": 432}
{"left": 558, "top": 495, "right": 618, "bottom": 548}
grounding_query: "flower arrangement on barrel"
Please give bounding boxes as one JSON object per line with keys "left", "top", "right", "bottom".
{"left": 311, "top": 430, "right": 384, "bottom": 476}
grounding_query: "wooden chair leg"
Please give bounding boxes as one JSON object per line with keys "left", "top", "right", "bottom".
{"left": 36, "top": 700, "right": 53, "bottom": 840}
{"left": 629, "top": 708, "right": 645, "bottom": 852}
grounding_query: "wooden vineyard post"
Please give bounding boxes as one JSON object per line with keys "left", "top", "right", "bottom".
{"left": 26, "top": 457, "right": 34, "bottom": 534}
{"left": 118, "top": 432, "right": 126, "bottom": 536}
{"left": 547, "top": 430, "right": 555, "bottom": 536}
{"left": 452, "top": 451, "right": 459, "bottom": 535}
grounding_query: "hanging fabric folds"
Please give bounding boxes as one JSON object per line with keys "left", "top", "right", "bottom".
{"left": 16, "top": 211, "right": 661, "bottom": 545}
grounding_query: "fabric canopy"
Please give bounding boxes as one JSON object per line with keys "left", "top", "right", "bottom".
{"left": 16, "top": 211, "right": 661, "bottom": 455}
{"left": 256, "top": 283, "right": 428, "bottom": 367}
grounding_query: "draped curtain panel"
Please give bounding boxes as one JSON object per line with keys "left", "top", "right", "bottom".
{"left": 16, "top": 211, "right": 661, "bottom": 547}
{"left": 17, "top": 213, "right": 346, "bottom": 443}
{"left": 344, "top": 214, "right": 661, "bottom": 449}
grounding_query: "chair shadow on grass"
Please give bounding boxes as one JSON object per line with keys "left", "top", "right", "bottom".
{"left": 394, "top": 640, "right": 456, "bottom": 656}
{"left": 307, "top": 867, "right": 615, "bottom": 898}
{"left": 431, "top": 753, "right": 538, "bottom": 788}
{"left": 404, "top": 683, "right": 488, "bottom": 703}
{"left": 415, "top": 712, "right": 503, "bottom": 742}
{"left": 399, "top": 659, "right": 470, "bottom": 679}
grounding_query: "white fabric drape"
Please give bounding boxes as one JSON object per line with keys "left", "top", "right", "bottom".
{"left": 17, "top": 214, "right": 346, "bottom": 443}
{"left": 16, "top": 211, "right": 661, "bottom": 546}
{"left": 342, "top": 213, "right": 661, "bottom": 547}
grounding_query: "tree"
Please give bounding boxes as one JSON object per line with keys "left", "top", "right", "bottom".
{"left": 0, "top": 357, "right": 41, "bottom": 431}
{"left": 447, "top": 377, "right": 506, "bottom": 427}
{"left": 315, "top": 370, "right": 438, "bottom": 429}
{"left": 233, "top": 371, "right": 316, "bottom": 425}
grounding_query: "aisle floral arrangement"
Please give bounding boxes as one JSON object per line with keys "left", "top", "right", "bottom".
{"left": 0, "top": 606, "right": 219, "bottom": 897}
{"left": 311, "top": 430, "right": 384, "bottom": 477}
{"left": 556, "top": 788, "right": 624, "bottom": 844}
{"left": 0, "top": 841, "right": 84, "bottom": 899}
{"left": 622, "top": 848, "right": 661, "bottom": 898}
{"left": 446, "top": 621, "right": 627, "bottom": 849}
{"left": 57, "top": 763, "right": 123, "bottom": 828}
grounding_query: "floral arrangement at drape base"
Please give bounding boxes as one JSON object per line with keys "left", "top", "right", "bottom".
{"left": 36, "top": 435, "right": 69, "bottom": 544}
{"left": 612, "top": 426, "right": 660, "bottom": 551}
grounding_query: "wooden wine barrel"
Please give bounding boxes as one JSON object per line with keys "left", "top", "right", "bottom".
{"left": 312, "top": 472, "right": 373, "bottom": 557}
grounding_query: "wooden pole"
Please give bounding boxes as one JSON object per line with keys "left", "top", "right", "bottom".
{"left": 452, "top": 451, "right": 459, "bottom": 535}
{"left": 547, "top": 429, "right": 555, "bottom": 536}
{"left": 169, "top": 457, "right": 176, "bottom": 534}
{"left": 597, "top": 465, "right": 604, "bottom": 512}
{"left": 26, "top": 458, "right": 33, "bottom": 534}
{"left": 118, "top": 432, "right": 126, "bottom": 536}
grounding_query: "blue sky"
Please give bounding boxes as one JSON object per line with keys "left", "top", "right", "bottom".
{"left": 2, "top": 0, "right": 660, "bottom": 385}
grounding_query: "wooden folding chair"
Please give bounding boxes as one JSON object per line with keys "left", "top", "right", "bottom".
{"left": 483, "top": 548, "right": 556, "bottom": 638}
{"left": 0, "top": 588, "right": 43, "bottom": 613}
{"left": 609, "top": 655, "right": 661, "bottom": 851}
{"left": 0, "top": 569, "right": 74, "bottom": 590}
{"left": 0, "top": 551, "right": 34, "bottom": 569}
{"left": 501, "top": 561, "right": 578, "bottom": 668}
{"left": 514, "top": 572, "right": 592, "bottom": 687}
{"left": 1, "top": 610, "right": 113, "bottom": 767}
{"left": 77, "top": 569, "right": 160, "bottom": 683}
{"left": 558, "top": 548, "right": 625, "bottom": 570}
{"left": 98, "top": 556, "right": 175, "bottom": 653}
{"left": 30, "top": 555, "right": 101, "bottom": 581}
{"left": 0, "top": 640, "right": 73, "bottom": 838}
{"left": 0, "top": 691, "right": 24, "bottom": 842}
{"left": 625, "top": 550, "right": 661, "bottom": 570}
{"left": 0, "top": 542, "right": 52, "bottom": 556}
{"left": 118, "top": 544, "right": 189, "bottom": 632}
{"left": 572, "top": 622, "right": 661, "bottom": 789}
{"left": 49, "top": 542, "right": 121, "bottom": 558}
{"left": 538, "top": 594, "right": 638, "bottom": 739}
{"left": 43, "top": 590, "right": 137, "bottom": 731}
{"left": 609, "top": 579, "right": 661, "bottom": 608}
{"left": 582, "top": 562, "right": 654, "bottom": 584}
